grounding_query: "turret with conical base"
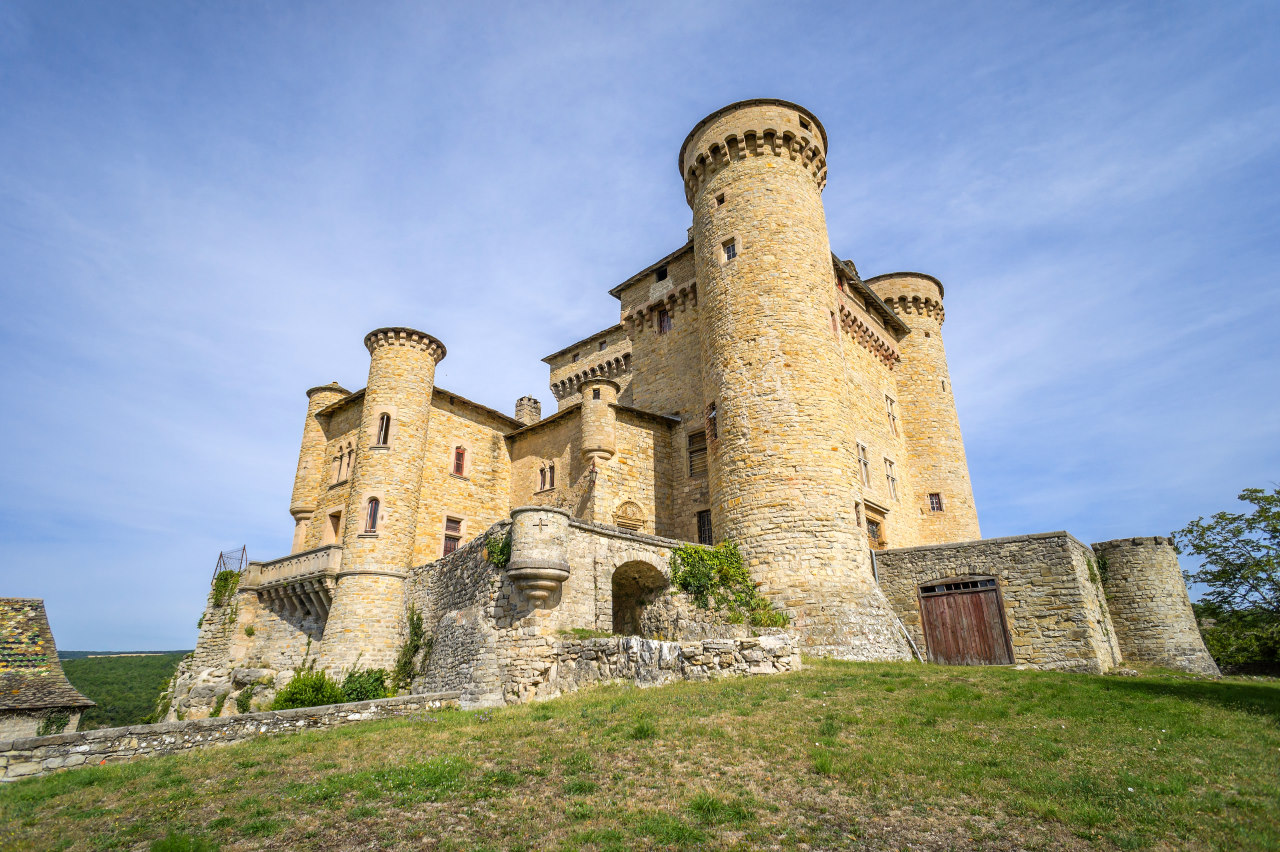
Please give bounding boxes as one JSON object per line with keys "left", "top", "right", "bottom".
{"left": 681, "top": 99, "right": 909, "bottom": 660}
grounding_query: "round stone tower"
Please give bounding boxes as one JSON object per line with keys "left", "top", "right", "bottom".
{"left": 1092, "top": 536, "right": 1220, "bottom": 675}
{"left": 681, "top": 99, "right": 908, "bottom": 660}
{"left": 865, "top": 273, "right": 980, "bottom": 544}
{"left": 289, "top": 382, "right": 350, "bottom": 553}
{"left": 579, "top": 377, "right": 619, "bottom": 464}
{"left": 319, "top": 327, "right": 446, "bottom": 673}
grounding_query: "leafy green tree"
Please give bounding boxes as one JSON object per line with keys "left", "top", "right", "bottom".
{"left": 1175, "top": 487, "right": 1279, "bottom": 615}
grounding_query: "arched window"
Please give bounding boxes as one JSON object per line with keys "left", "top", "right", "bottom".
{"left": 548, "top": 462, "right": 555, "bottom": 489}
{"left": 364, "top": 497, "right": 379, "bottom": 533}
{"left": 453, "top": 446, "right": 466, "bottom": 476}
{"left": 375, "top": 413, "right": 391, "bottom": 446}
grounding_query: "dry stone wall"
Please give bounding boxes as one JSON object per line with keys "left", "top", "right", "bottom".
{"left": 1094, "top": 537, "right": 1219, "bottom": 675}
{"left": 876, "top": 532, "right": 1122, "bottom": 673}
{"left": 1, "top": 693, "right": 459, "bottom": 783}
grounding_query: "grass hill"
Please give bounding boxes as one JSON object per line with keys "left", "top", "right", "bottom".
{"left": 2, "top": 659, "right": 1277, "bottom": 851}
{"left": 60, "top": 652, "right": 188, "bottom": 730}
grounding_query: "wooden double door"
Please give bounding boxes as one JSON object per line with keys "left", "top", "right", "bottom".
{"left": 918, "top": 577, "right": 1014, "bottom": 666}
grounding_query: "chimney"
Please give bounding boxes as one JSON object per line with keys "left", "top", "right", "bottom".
{"left": 515, "top": 396, "right": 541, "bottom": 426}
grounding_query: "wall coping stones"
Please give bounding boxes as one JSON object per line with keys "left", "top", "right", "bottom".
{"left": 566, "top": 518, "right": 689, "bottom": 550}
{"left": 1092, "top": 536, "right": 1176, "bottom": 548}
{"left": 880, "top": 530, "right": 1093, "bottom": 556}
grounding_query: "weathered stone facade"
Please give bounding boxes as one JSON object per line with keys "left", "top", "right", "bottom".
{"left": 167, "top": 99, "right": 1217, "bottom": 719}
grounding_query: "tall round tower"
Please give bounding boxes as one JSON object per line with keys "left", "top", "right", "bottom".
{"left": 288, "top": 382, "right": 350, "bottom": 553}
{"left": 681, "top": 99, "right": 908, "bottom": 660}
{"left": 865, "top": 273, "right": 980, "bottom": 544}
{"left": 318, "top": 327, "right": 445, "bottom": 673}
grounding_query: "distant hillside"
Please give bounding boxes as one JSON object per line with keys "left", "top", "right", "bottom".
{"left": 58, "top": 650, "right": 192, "bottom": 660}
{"left": 61, "top": 652, "right": 188, "bottom": 729}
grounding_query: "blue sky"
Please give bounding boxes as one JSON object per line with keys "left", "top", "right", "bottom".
{"left": 1, "top": 1, "right": 1277, "bottom": 650}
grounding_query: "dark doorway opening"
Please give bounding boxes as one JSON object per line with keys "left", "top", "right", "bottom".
{"left": 611, "top": 561, "right": 667, "bottom": 636}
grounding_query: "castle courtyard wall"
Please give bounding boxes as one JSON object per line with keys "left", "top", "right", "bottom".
{"left": 876, "top": 532, "right": 1122, "bottom": 673}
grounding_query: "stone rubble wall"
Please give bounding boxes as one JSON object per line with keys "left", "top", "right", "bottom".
{"left": 1093, "top": 537, "right": 1220, "bottom": 676}
{"left": 0, "top": 692, "right": 460, "bottom": 783}
{"left": 876, "top": 532, "right": 1122, "bottom": 673}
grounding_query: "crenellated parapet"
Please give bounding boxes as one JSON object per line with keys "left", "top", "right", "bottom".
{"left": 623, "top": 282, "right": 698, "bottom": 335}
{"left": 363, "top": 327, "right": 447, "bottom": 361}
{"left": 679, "top": 99, "right": 828, "bottom": 206}
{"left": 836, "top": 297, "right": 901, "bottom": 367}
{"left": 552, "top": 354, "right": 632, "bottom": 401}
{"left": 885, "top": 294, "right": 946, "bottom": 325}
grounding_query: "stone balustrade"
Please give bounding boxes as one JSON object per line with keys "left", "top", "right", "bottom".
{"left": 243, "top": 545, "right": 343, "bottom": 621}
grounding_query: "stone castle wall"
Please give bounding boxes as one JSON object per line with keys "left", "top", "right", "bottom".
{"left": 876, "top": 532, "right": 1122, "bottom": 673}
{"left": 1094, "top": 537, "right": 1219, "bottom": 675}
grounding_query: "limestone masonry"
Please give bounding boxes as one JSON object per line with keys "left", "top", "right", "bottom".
{"left": 166, "top": 99, "right": 1216, "bottom": 721}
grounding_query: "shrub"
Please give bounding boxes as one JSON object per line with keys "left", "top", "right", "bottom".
{"left": 211, "top": 693, "right": 226, "bottom": 718}
{"left": 486, "top": 530, "right": 512, "bottom": 568}
{"left": 244, "top": 625, "right": 255, "bottom": 637}
{"left": 341, "top": 668, "right": 389, "bottom": 702}
{"left": 670, "top": 541, "right": 789, "bottom": 627}
{"left": 270, "top": 667, "right": 344, "bottom": 711}
{"left": 235, "top": 685, "right": 255, "bottom": 714}
{"left": 392, "top": 605, "right": 427, "bottom": 693}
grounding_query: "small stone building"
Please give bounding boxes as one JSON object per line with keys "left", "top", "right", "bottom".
{"left": 168, "top": 99, "right": 1217, "bottom": 718}
{"left": 0, "top": 599, "right": 93, "bottom": 738}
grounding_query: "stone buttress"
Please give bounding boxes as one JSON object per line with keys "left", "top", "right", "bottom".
{"left": 681, "top": 99, "right": 909, "bottom": 660}
{"left": 319, "top": 327, "right": 446, "bottom": 673}
{"left": 866, "top": 273, "right": 980, "bottom": 545}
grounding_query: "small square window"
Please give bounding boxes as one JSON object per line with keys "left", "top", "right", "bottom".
{"left": 929, "top": 493, "right": 944, "bottom": 512}
{"left": 598, "top": 340, "right": 607, "bottom": 351}
{"left": 716, "top": 192, "right": 725, "bottom": 206}
{"left": 722, "top": 239, "right": 736, "bottom": 262}
{"left": 592, "top": 388, "right": 601, "bottom": 400}
{"left": 655, "top": 265, "right": 668, "bottom": 282}
{"left": 571, "top": 352, "right": 579, "bottom": 362}
{"left": 799, "top": 116, "right": 811, "bottom": 131}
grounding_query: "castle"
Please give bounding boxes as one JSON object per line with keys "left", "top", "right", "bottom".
{"left": 169, "top": 100, "right": 1216, "bottom": 717}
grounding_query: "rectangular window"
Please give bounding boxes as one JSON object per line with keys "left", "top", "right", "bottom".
{"left": 443, "top": 517, "right": 462, "bottom": 555}
{"left": 548, "top": 462, "right": 555, "bottom": 488}
{"left": 716, "top": 192, "right": 725, "bottom": 206}
{"left": 658, "top": 309, "right": 672, "bottom": 334}
{"left": 885, "top": 396, "right": 898, "bottom": 436}
{"left": 854, "top": 501, "right": 863, "bottom": 528}
{"left": 929, "top": 492, "right": 944, "bottom": 512}
{"left": 696, "top": 510, "right": 713, "bottom": 545}
{"left": 655, "top": 265, "right": 668, "bottom": 282}
{"left": 857, "top": 443, "right": 870, "bottom": 485}
{"left": 572, "top": 351, "right": 579, "bottom": 362}
{"left": 722, "top": 239, "right": 737, "bottom": 262}
{"left": 687, "top": 429, "right": 707, "bottom": 477}
{"left": 592, "top": 388, "right": 601, "bottom": 400}
{"left": 866, "top": 518, "right": 881, "bottom": 544}
{"left": 884, "top": 458, "right": 898, "bottom": 501}
{"left": 453, "top": 447, "right": 466, "bottom": 476}
{"left": 539, "top": 467, "right": 547, "bottom": 491}
{"left": 599, "top": 339, "right": 607, "bottom": 351}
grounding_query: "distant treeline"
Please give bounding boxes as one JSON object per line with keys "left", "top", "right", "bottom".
{"left": 61, "top": 652, "right": 189, "bottom": 729}
{"left": 59, "top": 650, "right": 192, "bottom": 660}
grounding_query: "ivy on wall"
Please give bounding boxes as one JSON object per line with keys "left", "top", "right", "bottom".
{"left": 670, "top": 541, "right": 789, "bottom": 628}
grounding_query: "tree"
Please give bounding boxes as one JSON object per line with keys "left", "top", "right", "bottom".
{"left": 1174, "top": 487, "right": 1279, "bottom": 616}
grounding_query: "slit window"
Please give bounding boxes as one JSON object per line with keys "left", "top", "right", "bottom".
{"left": 453, "top": 446, "right": 466, "bottom": 476}
{"left": 884, "top": 458, "right": 898, "bottom": 501}
{"left": 687, "top": 429, "right": 707, "bottom": 477}
{"left": 443, "top": 517, "right": 462, "bottom": 555}
{"left": 364, "top": 498, "right": 379, "bottom": 533}
{"left": 696, "top": 510, "right": 713, "bottom": 545}
{"left": 929, "top": 492, "right": 944, "bottom": 512}
{"left": 658, "top": 309, "right": 672, "bottom": 334}
{"left": 375, "top": 413, "right": 391, "bottom": 447}
{"left": 706, "top": 403, "right": 718, "bottom": 440}
{"left": 857, "top": 443, "right": 870, "bottom": 485}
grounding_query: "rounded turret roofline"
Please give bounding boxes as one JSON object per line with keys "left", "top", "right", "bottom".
{"left": 363, "top": 326, "right": 447, "bottom": 360}
{"left": 678, "top": 98, "right": 828, "bottom": 178}
{"left": 306, "top": 382, "right": 350, "bottom": 398}
{"left": 864, "top": 271, "right": 945, "bottom": 300}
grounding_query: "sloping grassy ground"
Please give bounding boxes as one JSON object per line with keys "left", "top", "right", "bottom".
{"left": 1, "top": 660, "right": 1276, "bottom": 851}
{"left": 61, "top": 653, "right": 187, "bottom": 729}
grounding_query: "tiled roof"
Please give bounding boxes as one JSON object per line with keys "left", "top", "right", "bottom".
{"left": 0, "top": 598, "right": 94, "bottom": 711}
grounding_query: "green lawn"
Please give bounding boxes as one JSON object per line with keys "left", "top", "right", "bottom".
{"left": 60, "top": 652, "right": 187, "bottom": 729}
{"left": 2, "top": 659, "right": 1277, "bottom": 850}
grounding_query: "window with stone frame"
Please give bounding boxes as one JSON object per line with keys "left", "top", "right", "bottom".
{"left": 885, "top": 395, "right": 899, "bottom": 436}
{"left": 722, "top": 238, "right": 737, "bottom": 262}
{"left": 856, "top": 443, "right": 870, "bottom": 485}
{"left": 364, "top": 498, "right": 379, "bottom": 533}
{"left": 884, "top": 458, "right": 898, "bottom": 501}
{"left": 539, "top": 466, "right": 547, "bottom": 491}
{"left": 655, "top": 265, "right": 668, "bottom": 282}
{"left": 658, "top": 309, "right": 672, "bottom": 334}
{"left": 548, "top": 462, "right": 555, "bottom": 489}
{"left": 443, "top": 517, "right": 462, "bottom": 555}
{"left": 866, "top": 518, "right": 882, "bottom": 545}
{"left": 453, "top": 446, "right": 466, "bottom": 477}
{"left": 696, "top": 510, "right": 713, "bottom": 545}
{"left": 929, "top": 492, "right": 944, "bottom": 512}
{"left": 375, "top": 413, "right": 391, "bottom": 447}
{"left": 687, "top": 429, "right": 707, "bottom": 477}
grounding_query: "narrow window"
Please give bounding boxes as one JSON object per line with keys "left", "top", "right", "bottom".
{"left": 706, "top": 403, "right": 718, "bottom": 440}
{"left": 375, "top": 413, "right": 391, "bottom": 446}
{"left": 798, "top": 116, "right": 811, "bottom": 131}
{"left": 598, "top": 339, "right": 607, "bottom": 351}
{"left": 548, "top": 462, "right": 555, "bottom": 489}
{"left": 830, "top": 311, "right": 838, "bottom": 335}
{"left": 453, "top": 446, "right": 466, "bottom": 476}
{"left": 854, "top": 501, "right": 863, "bottom": 528}
{"left": 687, "top": 429, "right": 707, "bottom": 477}
{"left": 715, "top": 192, "right": 725, "bottom": 206}
{"left": 929, "top": 492, "right": 944, "bottom": 512}
{"left": 658, "top": 309, "right": 672, "bottom": 334}
{"left": 364, "top": 498, "right": 379, "bottom": 533}
{"left": 539, "top": 467, "right": 547, "bottom": 491}
{"left": 325, "top": 511, "right": 342, "bottom": 544}
{"left": 655, "top": 265, "right": 668, "bottom": 282}
{"left": 941, "top": 379, "right": 948, "bottom": 393}
{"left": 592, "top": 388, "right": 601, "bottom": 400}
{"left": 885, "top": 396, "right": 898, "bottom": 436}
{"left": 696, "top": 510, "right": 713, "bottom": 545}
{"left": 443, "top": 517, "right": 462, "bottom": 555}
{"left": 331, "top": 454, "right": 342, "bottom": 484}
{"left": 345, "top": 446, "right": 355, "bottom": 480}
{"left": 856, "top": 443, "right": 870, "bottom": 486}
{"left": 884, "top": 458, "right": 898, "bottom": 501}
{"left": 722, "top": 239, "right": 737, "bottom": 262}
